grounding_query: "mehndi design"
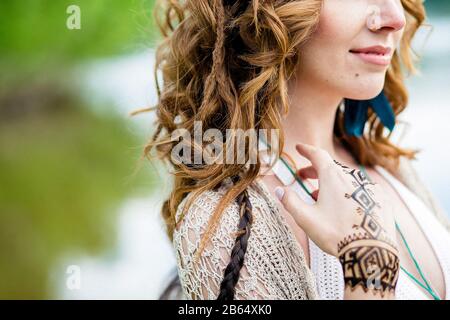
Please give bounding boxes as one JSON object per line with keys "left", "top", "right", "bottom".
{"left": 333, "top": 160, "right": 400, "bottom": 296}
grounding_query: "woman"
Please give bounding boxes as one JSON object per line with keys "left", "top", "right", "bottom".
{"left": 138, "top": 0, "right": 450, "bottom": 299}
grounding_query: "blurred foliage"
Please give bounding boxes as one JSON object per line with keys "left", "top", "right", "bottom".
{"left": 0, "top": 81, "right": 156, "bottom": 298}
{"left": 0, "top": 0, "right": 157, "bottom": 72}
{"left": 0, "top": 0, "right": 160, "bottom": 298}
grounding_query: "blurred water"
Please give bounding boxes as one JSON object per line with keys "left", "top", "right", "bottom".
{"left": 401, "top": 17, "right": 450, "bottom": 214}
{"left": 56, "top": 17, "right": 450, "bottom": 299}
{"left": 55, "top": 196, "right": 176, "bottom": 299}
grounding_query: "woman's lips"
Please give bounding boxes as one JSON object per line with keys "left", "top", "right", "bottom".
{"left": 349, "top": 45, "right": 392, "bottom": 66}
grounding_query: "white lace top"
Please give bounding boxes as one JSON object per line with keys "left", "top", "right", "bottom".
{"left": 173, "top": 161, "right": 450, "bottom": 300}
{"left": 308, "top": 165, "right": 450, "bottom": 300}
{"left": 173, "top": 178, "right": 318, "bottom": 300}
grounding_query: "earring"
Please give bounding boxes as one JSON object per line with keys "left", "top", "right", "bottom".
{"left": 344, "top": 91, "right": 396, "bottom": 137}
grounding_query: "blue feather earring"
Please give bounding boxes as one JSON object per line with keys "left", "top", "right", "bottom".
{"left": 343, "top": 91, "right": 396, "bottom": 137}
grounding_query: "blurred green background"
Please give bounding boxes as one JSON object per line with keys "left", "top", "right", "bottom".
{"left": 0, "top": 1, "right": 449, "bottom": 299}
{"left": 0, "top": 0, "right": 160, "bottom": 299}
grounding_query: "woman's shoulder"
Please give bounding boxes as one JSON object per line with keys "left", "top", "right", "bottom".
{"left": 174, "top": 178, "right": 243, "bottom": 232}
{"left": 174, "top": 178, "right": 272, "bottom": 230}
{"left": 173, "top": 177, "right": 302, "bottom": 243}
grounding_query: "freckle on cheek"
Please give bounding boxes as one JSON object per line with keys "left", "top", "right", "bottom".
{"left": 355, "top": 73, "right": 360, "bottom": 77}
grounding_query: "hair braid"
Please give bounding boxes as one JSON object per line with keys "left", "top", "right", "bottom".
{"left": 217, "top": 174, "right": 254, "bottom": 301}
{"left": 196, "top": 0, "right": 226, "bottom": 121}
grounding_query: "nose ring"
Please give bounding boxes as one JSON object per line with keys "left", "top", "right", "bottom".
{"left": 366, "top": 5, "right": 381, "bottom": 31}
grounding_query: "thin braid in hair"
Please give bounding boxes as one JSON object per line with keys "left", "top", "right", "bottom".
{"left": 214, "top": 0, "right": 255, "bottom": 301}
{"left": 217, "top": 174, "right": 254, "bottom": 301}
{"left": 197, "top": 0, "right": 227, "bottom": 118}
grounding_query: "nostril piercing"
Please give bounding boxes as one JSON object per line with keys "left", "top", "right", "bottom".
{"left": 366, "top": 5, "right": 381, "bottom": 31}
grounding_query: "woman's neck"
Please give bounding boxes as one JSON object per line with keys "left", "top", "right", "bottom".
{"left": 282, "top": 77, "right": 342, "bottom": 159}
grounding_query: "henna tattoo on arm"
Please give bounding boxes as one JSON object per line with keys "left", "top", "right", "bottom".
{"left": 333, "top": 160, "right": 400, "bottom": 297}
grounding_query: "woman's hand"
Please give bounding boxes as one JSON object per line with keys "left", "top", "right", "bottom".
{"left": 274, "top": 142, "right": 400, "bottom": 298}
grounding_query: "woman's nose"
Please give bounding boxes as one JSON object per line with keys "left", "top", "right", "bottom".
{"left": 368, "top": 1, "right": 406, "bottom": 32}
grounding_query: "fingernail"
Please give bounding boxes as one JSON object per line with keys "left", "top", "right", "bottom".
{"left": 274, "top": 186, "right": 285, "bottom": 201}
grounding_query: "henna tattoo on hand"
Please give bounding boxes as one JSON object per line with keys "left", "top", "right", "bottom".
{"left": 334, "top": 160, "right": 400, "bottom": 296}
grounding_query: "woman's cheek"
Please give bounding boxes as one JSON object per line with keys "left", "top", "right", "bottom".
{"left": 317, "top": 1, "right": 359, "bottom": 40}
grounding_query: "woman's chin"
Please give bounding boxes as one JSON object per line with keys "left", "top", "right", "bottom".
{"left": 344, "top": 83, "right": 385, "bottom": 101}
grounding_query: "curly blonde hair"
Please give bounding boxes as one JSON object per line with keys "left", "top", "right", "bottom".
{"left": 132, "top": 0, "right": 426, "bottom": 298}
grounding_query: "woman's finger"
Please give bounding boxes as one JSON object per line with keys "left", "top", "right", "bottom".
{"left": 295, "top": 143, "right": 334, "bottom": 176}
{"left": 274, "top": 186, "right": 317, "bottom": 233}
